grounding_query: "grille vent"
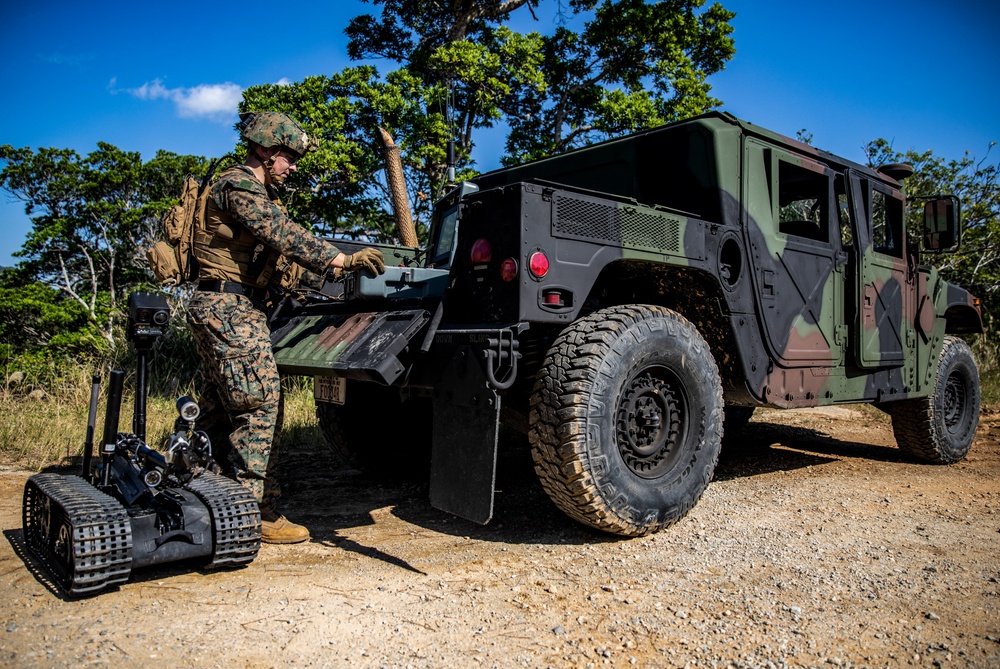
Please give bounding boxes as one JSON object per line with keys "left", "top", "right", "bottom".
{"left": 553, "top": 195, "right": 681, "bottom": 253}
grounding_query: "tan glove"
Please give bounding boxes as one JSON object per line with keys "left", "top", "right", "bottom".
{"left": 343, "top": 247, "right": 386, "bottom": 275}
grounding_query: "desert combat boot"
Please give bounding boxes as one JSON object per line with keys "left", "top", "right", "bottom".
{"left": 260, "top": 507, "right": 310, "bottom": 544}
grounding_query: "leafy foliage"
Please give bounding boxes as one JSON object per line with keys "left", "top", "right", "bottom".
{"left": 866, "top": 139, "right": 1000, "bottom": 335}
{"left": 241, "top": 69, "right": 449, "bottom": 243}
{"left": 502, "top": 0, "right": 736, "bottom": 163}
{"left": 0, "top": 271, "right": 103, "bottom": 359}
{"left": 244, "top": 0, "right": 735, "bottom": 241}
{"left": 0, "top": 144, "right": 210, "bottom": 345}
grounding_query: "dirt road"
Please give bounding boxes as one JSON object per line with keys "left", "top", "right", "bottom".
{"left": 2, "top": 405, "right": 998, "bottom": 668}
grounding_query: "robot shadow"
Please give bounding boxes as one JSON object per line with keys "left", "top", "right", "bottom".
{"left": 4, "top": 527, "right": 254, "bottom": 600}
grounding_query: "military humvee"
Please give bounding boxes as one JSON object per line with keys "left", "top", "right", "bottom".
{"left": 271, "top": 111, "right": 984, "bottom": 536}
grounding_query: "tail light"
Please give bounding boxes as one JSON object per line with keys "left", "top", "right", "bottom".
{"left": 500, "top": 258, "right": 518, "bottom": 282}
{"left": 470, "top": 238, "right": 492, "bottom": 265}
{"left": 528, "top": 251, "right": 549, "bottom": 278}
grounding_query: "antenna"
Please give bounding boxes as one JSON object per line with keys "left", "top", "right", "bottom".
{"left": 446, "top": 82, "right": 457, "bottom": 186}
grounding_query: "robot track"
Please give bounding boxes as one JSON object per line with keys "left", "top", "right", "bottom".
{"left": 22, "top": 471, "right": 261, "bottom": 596}
{"left": 22, "top": 473, "right": 132, "bottom": 597}
{"left": 184, "top": 472, "right": 261, "bottom": 569}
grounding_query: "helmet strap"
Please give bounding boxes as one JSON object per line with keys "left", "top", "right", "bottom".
{"left": 259, "top": 147, "right": 283, "bottom": 185}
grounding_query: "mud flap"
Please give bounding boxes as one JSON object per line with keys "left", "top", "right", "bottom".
{"left": 430, "top": 347, "right": 500, "bottom": 525}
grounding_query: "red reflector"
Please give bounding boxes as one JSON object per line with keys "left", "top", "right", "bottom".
{"left": 543, "top": 290, "right": 564, "bottom": 306}
{"left": 500, "top": 258, "right": 518, "bottom": 282}
{"left": 528, "top": 251, "right": 549, "bottom": 278}
{"left": 470, "top": 238, "right": 492, "bottom": 264}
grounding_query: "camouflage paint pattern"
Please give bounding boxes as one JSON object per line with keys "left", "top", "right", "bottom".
{"left": 239, "top": 111, "right": 312, "bottom": 156}
{"left": 191, "top": 162, "right": 339, "bottom": 508}
{"left": 453, "top": 112, "right": 984, "bottom": 407}
{"left": 272, "top": 112, "right": 984, "bottom": 413}
{"left": 187, "top": 291, "right": 283, "bottom": 505}
{"left": 196, "top": 165, "right": 341, "bottom": 288}
{"left": 268, "top": 111, "right": 985, "bottom": 532}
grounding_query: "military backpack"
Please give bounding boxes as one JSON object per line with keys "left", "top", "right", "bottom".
{"left": 146, "top": 163, "right": 220, "bottom": 285}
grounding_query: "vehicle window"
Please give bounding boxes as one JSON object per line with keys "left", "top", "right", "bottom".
{"left": 835, "top": 173, "right": 852, "bottom": 247}
{"left": 871, "top": 189, "right": 904, "bottom": 258}
{"left": 429, "top": 205, "right": 459, "bottom": 266}
{"left": 777, "top": 160, "right": 831, "bottom": 243}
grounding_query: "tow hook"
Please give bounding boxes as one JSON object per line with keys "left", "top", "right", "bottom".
{"left": 483, "top": 331, "right": 520, "bottom": 391}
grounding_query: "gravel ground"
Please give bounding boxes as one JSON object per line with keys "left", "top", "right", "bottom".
{"left": 1, "top": 404, "right": 998, "bottom": 668}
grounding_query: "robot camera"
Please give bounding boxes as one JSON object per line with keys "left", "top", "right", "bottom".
{"left": 127, "top": 292, "right": 170, "bottom": 342}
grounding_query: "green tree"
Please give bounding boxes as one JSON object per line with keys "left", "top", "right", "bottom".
{"left": 244, "top": 0, "right": 735, "bottom": 241}
{"left": 241, "top": 68, "right": 449, "bottom": 243}
{"left": 0, "top": 144, "right": 209, "bottom": 346}
{"left": 347, "top": 0, "right": 734, "bottom": 160}
{"left": 866, "top": 139, "right": 1000, "bottom": 333}
{"left": 0, "top": 270, "right": 99, "bottom": 359}
{"left": 499, "top": 0, "right": 736, "bottom": 162}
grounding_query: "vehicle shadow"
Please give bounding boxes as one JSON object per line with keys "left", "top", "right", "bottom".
{"left": 276, "top": 430, "right": 614, "bottom": 550}
{"left": 6, "top": 418, "right": 916, "bottom": 588}
{"left": 716, "top": 417, "right": 910, "bottom": 481}
{"left": 270, "top": 416, "right": 915, "bottom": 555}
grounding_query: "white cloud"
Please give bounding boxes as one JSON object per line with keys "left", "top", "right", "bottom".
{"left": 124, "top": 79, "right": 243, "bottom": 120}
{"left": 41, "top": 52, "right": 96, "bottom": 69}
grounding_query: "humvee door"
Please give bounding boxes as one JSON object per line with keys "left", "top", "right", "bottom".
{"left": 849, "top": 174, "right": 911, "bottom": 368}
{"left": 744, "top": 141, "right": 845, "bottom": 367}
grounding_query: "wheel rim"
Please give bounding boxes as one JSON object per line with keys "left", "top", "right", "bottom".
{"left": 615, "top": 366, "right": 685, "bottom": 479}
{"left": 49, "top": 518, "right": 75, "bottom": 589}
{"left": 943, "top": 368, "right": 970, "bottom": 436}
{"left": 53, "top": 522, "right": 71, "bottom": 564}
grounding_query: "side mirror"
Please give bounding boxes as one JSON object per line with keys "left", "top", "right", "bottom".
{"left": 922, "top": 196, "right": 960, "bottom": 251}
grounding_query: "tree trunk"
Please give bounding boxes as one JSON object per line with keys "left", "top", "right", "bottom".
{"left": 377, "top": 127, "right": 419, "bottom": 248}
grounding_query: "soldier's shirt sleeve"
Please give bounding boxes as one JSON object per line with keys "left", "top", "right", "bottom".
{"left": 296, "top": 267, "right": 327, "bottom": 292}
{"left": 219, "top": 178, "right": 341, "bottom": 275}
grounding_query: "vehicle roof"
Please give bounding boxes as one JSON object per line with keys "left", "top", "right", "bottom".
{"left": 474, "top": 111, "right": 896, "bottom": 188}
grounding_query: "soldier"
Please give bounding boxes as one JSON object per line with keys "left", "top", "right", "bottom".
{"left": 188, "top": 111, "right": 386, "bottom": 544}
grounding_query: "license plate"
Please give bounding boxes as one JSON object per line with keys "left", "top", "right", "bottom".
{"left": 314, "top": 375, "right": 346, "bottom": 405}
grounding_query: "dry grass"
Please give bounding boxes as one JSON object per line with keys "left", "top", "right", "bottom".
{"left": 3, "top": 343, "right": 997, "bottom": 471}
{"left": 972, "top": 337, "right": 1000, "bottom": 405}
{"left": 0, "top": 366, "right": 322, "bottom": 472}
{"left": 279, "top": 378, "right": 326, "bottom": 451}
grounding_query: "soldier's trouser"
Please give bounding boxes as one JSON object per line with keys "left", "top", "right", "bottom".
{"left": 187, "top": 291, "right": 283, "bottom": 506}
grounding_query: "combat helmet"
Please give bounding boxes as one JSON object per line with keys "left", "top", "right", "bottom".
{"left": 239, "top": 111, "right": 313, "bottom": 157}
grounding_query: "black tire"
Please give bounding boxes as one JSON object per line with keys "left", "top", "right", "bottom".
{"left": 315, "top": 381, "right": 431, "bottom": 474}
{"left": 723, "top": 406, "right": 756, "bottom": 435}
{"left": 890, "top": 336, "right": 980, "bottom": 464}
{"left": 529, "top": 305, "right": 724, "bottom": 536}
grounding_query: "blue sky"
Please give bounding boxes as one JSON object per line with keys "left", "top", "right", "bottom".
{"left": 1, "top": 0, "right": 997, "bottom": 267}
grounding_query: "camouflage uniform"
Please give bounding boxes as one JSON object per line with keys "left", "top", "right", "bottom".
{"left": 188, "top": 163, "right": 340, "bottom": 506}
